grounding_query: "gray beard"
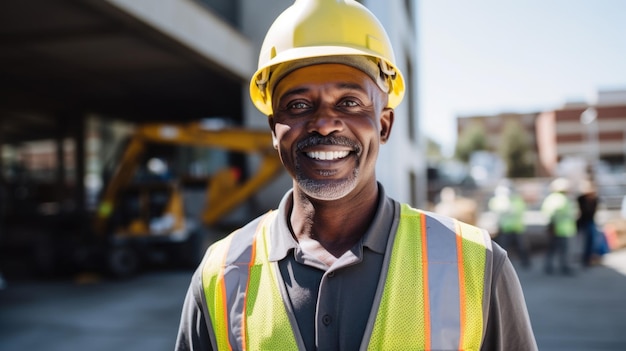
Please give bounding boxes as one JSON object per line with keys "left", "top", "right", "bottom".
{"left": 295, "top": 165, "right": 359, "bottom": 201}
{"left": 294, "top": 134, "right": 362, "bottom": 200}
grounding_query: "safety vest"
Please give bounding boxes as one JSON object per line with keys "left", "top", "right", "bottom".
{"left": 489, "top": 194, "right": 526, "bottom": 234}
{"left": 541, "top": 192, "right": 577, "bottom": 238}
{"left": 202, "top": 203, "right": 492, "bottom": 350}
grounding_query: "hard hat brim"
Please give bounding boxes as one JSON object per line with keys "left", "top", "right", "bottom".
{"left": 250, "top": 46, "right": 405, "bottom": 116}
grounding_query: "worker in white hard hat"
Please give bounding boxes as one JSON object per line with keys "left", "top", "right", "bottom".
{"left": 176, "top": 1, "right": 536, "bottom": 350}
{"left": 542, "top": 177, "right": 578, "bottom": 275}
{"left": 489, "top": 182, "right": 531, "bottom": 268}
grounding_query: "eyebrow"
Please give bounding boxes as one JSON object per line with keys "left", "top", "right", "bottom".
{"left": 336, "top": 82, "right": 366, "bottom": 91}
{"left": 278, "top": 82, "right": 367, "bottom": 100}
{"left": 279, "top": 87, "right": 310, "bottom": 99}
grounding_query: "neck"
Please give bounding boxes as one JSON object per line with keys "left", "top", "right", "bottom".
{"left": 289, "top": 182, "right": 379, "bottom": 259}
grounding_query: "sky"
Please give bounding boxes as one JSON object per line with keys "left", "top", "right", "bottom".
{"left": 417, "top": 0, "right": 626, "bottom": 156}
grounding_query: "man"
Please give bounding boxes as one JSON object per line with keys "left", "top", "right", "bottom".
{"left": 176, "top": 1, "right": 537, "bottom": 350}
{"left": 542, "top": 177, "right": 577, "bottom": 275}
{"left": 576, "top": 179, "right": 603, "bottom": 266}
{"left": 488, "top": 182, "right": 530, "bottom": 268}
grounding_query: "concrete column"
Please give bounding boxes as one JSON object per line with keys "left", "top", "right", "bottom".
{"left": 67, "top": 113, "right": 87, "bottom": 215}
{"left": 55, "top": 116, "right": 67, "bottom": 206}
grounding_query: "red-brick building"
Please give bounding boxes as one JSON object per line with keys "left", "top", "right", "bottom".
{"left": 537, "top": 102, "right": 626, "bottom": 176}
{"left": 457, "top": 90, "right": 626, "bottom": 178}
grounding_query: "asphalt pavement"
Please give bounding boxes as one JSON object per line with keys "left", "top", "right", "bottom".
{"left": 0, "top": 269, "right": 193, "bottom": 351}
{"left": 1, "top": 250, "right": 626, "bottom": 351}
{"left": 516, "top": 248, "right": 626, "bottom": 351}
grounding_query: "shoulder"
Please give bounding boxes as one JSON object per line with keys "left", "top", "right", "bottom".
{"left": 200, "top": 212, "right": 274, "bottom": 267}
{"left": 490, "top": 241, "right": 509, "bottom": 272}
{"left": 410, "top": 205, "right": 491, "bottom": 237}
{"left": 399, "top": 204, "right": 494, "bottom": 255}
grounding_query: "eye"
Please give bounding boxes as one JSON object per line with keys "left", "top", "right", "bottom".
{"left": 338, "top": 98, "right": 362, "bottom": 109}
{"left": 288, "top": 101, "right": 310, "bottom": 110}
{"left": 276, "top": 99, "right": 312, "bottom": 116}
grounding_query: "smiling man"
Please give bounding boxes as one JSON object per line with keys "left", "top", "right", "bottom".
{"left": 175, "top": 1, "right": 537, "bottom": 350}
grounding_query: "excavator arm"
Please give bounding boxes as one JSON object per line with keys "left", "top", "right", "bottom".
{"left": 93, "top": 121, "right": 282, "bottom": 237}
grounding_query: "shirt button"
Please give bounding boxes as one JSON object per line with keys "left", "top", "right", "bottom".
{"left": 327, "top": 271, "right": 335, "bottom": 278}
{"left": 322, "top": 315, "right": 332, "bottom": 326}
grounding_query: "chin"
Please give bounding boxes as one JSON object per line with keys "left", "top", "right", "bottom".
{"left": 296, "top": 177, "right": 358, "bottom": 201}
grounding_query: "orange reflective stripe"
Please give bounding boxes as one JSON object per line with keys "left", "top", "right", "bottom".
{"left": 420, "top": 212, "right": 432, "bottom": 349}
{"left": 370, "top": 205, "right": 487, "bottom": 350}
{"left": 455, "top": 219, "right": 467, "bottom": 351}
{"left": 243, "top": 212, "right": 298, "bottom": 350}
{"left": 202, "top": 234, "right": 236, "bottom": 351}
{"left": 204, "top": 205, "right": 488, "bottom": 350}
{"left": 457, "top": 220, "right": 488, "bottom": 349}
{"left": 218, "top": 246, "right": 233, "bottom": 351}
{"left": 240, "top": 216, "right": 266, "bottom": 351}
{"left": 203, "top": 213, "right": 275, "bottom": 351}
{"left": 239, "top": 235, "right": 255, "bottom": 350}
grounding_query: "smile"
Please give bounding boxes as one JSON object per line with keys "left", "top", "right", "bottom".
{"left": 305, "top": 150, "right": 350, "bottom": 161}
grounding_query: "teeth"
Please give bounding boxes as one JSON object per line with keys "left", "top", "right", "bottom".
{"left": 306, "top": 150, "right": 350, "bottom": 160}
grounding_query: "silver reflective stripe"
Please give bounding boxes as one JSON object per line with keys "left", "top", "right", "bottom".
{"left": 481, "top": 227, "right": 493, "bottom": 252}
{"left": 222, "top": 218, "right": 261, "bottom": 349}
{"left": 425, "top": 213, "right": 461, "bottom": 350}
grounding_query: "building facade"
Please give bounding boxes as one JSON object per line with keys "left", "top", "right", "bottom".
{"left": 457, "top": 90, "right": 626, "bottom": 209}
{"left": 457, "top": 90, "right": 626, "bottom": 178}
{"left": 537, "top": 98, "right": 626, "bottom": 176}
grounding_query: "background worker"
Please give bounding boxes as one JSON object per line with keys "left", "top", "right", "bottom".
{"left": 577, "top": 179, "right": 604, "bottom": 267}
{"left": 489, "top": 182, "right": 530, "bottom": 268}
{"left": 176, "top": 1, "right": 537, "bottom": 350}
{"left": 542, "top": 177, "right": 578, "bottom": 275}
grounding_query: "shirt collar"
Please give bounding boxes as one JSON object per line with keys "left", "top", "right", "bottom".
{"left": 268, "top": 183, "right": 398, "bottom": 262}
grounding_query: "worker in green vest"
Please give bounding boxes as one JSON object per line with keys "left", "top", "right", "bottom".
{"left": 176, "top": 1, "right": 537, "bottom": 350}
{"left": 488, "top": 182, "right": 530, "bottom": 268}
{"left": 542, "top": 177, "right": 577, "bottom": 275}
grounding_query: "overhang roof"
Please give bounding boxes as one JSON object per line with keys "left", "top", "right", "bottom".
{"left": 0, "top": 0, "right": 245, "bottom": 144}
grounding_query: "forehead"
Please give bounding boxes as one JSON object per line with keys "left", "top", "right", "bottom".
{"left": 272, "top": 63, "right": 377, "bottom": 98}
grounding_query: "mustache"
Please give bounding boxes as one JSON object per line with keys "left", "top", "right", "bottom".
{"left": 296, "top": 135, "right": 361, "bottom": 154}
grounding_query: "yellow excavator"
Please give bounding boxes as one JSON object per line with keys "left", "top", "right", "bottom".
{"left": 92, "top": 120, "right": 283, "bottom": 277}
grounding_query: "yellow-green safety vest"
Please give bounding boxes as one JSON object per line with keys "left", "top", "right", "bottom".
{"left": 202, "top": 204, "right": 492, "bottom": 350}
{"left": 488, "top": 194, "right": 526, "bottom": 234}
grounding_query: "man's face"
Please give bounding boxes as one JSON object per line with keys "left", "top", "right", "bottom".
{"left": 269, "top": 63, "right": 394, "bottom": 201}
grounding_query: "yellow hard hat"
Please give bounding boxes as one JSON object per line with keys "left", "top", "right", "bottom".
{"left": 249, "top": 0, "right": 405, "bottom": 116}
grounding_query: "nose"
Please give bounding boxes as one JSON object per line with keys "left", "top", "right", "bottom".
{"left": 306, "top": 108, "right": 344, "bottom": 136}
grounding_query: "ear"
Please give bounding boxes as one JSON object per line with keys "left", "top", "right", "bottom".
{"left": 268, "top": 115, "right": 279, "bottom": 149}
{"left": 379, "top": 108, "right": 394, "bottom": 144}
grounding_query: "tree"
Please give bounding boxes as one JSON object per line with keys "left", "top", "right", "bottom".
{"left": 499, "top": 119, "right": 534, "bottom": 178}
{"left": 426, "top": 137, "right": 443, "bottom": 160}
{"left": 454, "top": 122, "right": 487, "bottom": 163}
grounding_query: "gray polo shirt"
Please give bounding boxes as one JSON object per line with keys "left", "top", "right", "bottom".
{"left": 270, "top": 185, "right": 394, "bottom": 350}
{"left": 175, "top": 184, "right": 537, "bottom": 351}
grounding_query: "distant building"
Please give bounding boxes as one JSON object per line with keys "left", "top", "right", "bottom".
{"left": 457, "top": 90, "right": 626, "bottom": 179}
{"left": 536, "top": 90, "right": 626, "bottom": 176}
